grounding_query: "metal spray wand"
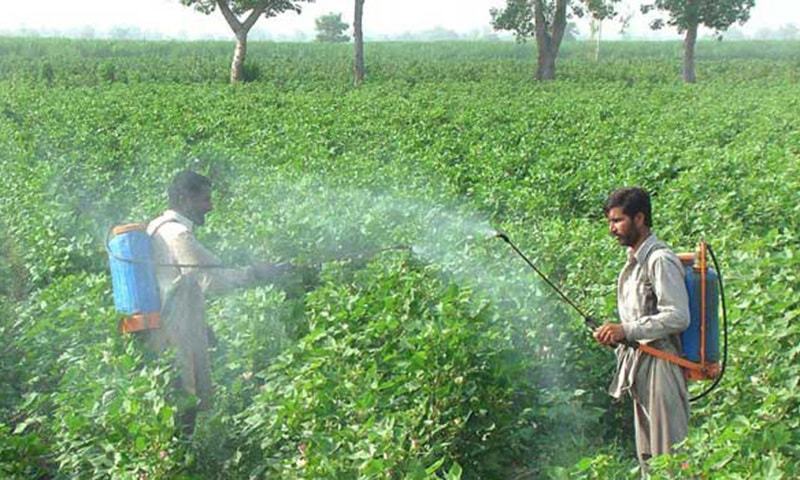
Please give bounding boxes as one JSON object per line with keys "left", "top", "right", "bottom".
{"left": 492, "top": 230, "right": 637, "bottom": 349}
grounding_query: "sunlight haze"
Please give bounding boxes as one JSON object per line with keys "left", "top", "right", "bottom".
{"left": 2, "top": 0, "right": 797, "bottom": 40}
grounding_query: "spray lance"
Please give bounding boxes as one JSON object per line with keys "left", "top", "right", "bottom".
{"left": 492, "top": 230, "right": 639, "bottom": 348}
{"left": 107, "top": 221, "right": 412, "bottom": 333}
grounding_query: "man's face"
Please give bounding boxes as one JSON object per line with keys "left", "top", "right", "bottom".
{"left": 182, "top": 187, "right": 213, "bottom": 227}
{"left": 606, "top": 207, "right": 642, "bottom": 248}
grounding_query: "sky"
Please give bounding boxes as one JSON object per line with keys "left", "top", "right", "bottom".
{"left": 1, "top": 0, "right": 797, "bottom": 40}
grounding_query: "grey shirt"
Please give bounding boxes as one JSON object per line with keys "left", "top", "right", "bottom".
{"left": 609, "top": 233, "right": 690, "bottom": 399}
{"left": 618, "top": 234, "right": 690, "bottom": 343}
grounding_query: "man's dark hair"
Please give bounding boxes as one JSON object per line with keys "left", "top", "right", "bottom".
{"left": 168, "top": 170, "right": 212, "bottom": 207}
{"left": 604, "top": 187, "right": 652, "bottom": 227}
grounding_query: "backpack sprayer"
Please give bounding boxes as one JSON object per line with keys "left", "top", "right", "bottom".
{"left": 106, "top": 222, "right": 236, "bottom": 334}
{"left": 107, "top": 224, "right": 163, "bottom": 333}
{"left": 493, "top": 230, "right": 728, "bottom": 402}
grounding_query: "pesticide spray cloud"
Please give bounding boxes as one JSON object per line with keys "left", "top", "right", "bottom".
{"left": 38, "top": 158, "right": 584, "bottom": 395}
{"left": 215, "top": 169, "right": 580, "bottom": 377}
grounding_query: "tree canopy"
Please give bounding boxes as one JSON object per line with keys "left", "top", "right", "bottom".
{"left": 642, "top": 0, "right": 755, "bottom": 33}
{"left": 491, "top": 0, "right": 617, "bottom": 43}
{"left": 315, "top": 12, "right": 350, "bottom": 43}
{"left": 180, "top": 0, "right": 312, "bottom": 20}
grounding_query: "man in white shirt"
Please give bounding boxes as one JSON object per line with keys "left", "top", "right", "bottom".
{"left": 594, "top": 187, "right": 690, "bottom": 472}
{"left": 144, "top": 170, "right": 287, "bottom": 433}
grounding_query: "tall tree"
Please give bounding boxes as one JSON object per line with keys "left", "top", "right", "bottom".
{"left": 491, "top": 0, "right": 618, "bottom": 81}
{"left": 180, "top": 0, "right": 314, "bottom": 83}
{"left": 315, "top": 12, "right": 350, "bottom": 42}
{"left": 353, "top": 0, "right": 366, "bottom": 86}
{"left": 642, "top": 0, "right": 755, "bottom": 83}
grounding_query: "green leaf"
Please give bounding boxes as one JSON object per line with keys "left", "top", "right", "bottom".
{"left": 425, "top": 457, "right": 446, "bottom": 475}
{"left": 446, "top": 461, "right": 463, "bottom": 480}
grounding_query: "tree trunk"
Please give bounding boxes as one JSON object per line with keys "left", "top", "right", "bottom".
{"left": 683, "top": 21, "right": 698, "bottom": 83}
{"left": 532, "top": 0, "right": 566, "bottom": 81}
{"left": 216, "top": 2, "right": 264, "bottom": 84}
{"left": 353, "top": 0, "right": 365, "bottom": 86}
{"left": 231, "top": 32, "right": 247, "bottom": 83}
{"left": 595, "top": 20, "right": 602, "bottom": 62}
{"left": 536, "top": 47, "right": 556, "bottom": 81}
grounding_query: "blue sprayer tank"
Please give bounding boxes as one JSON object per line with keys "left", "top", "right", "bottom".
{"left": 107, "top": 223, "right": 161, "bottom": 332}
{"left": 679, "top": 252, "right": 720, "bottom": 364}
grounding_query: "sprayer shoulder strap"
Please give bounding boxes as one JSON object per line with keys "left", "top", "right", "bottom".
{"left": 639, "top": 241, "right": 669, "bottom": 284}
{"left": 148, "top": 217, "right": 184, "bottom": 238}
{"left": 636, "top": 242, "right": 663, "bottom": 314}
{"left": 638, "top": 241, "right": 684, "bottom": 355}
{"left": 148, "top": 218, "right": 227, "bottom": 270}
{"left": 148, "top": 218, "right": 184, "bottom": 275}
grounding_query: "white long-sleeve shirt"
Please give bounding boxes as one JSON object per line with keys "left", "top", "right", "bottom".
{"left": 146, "top": 209, "right": 256, "bottom": 300}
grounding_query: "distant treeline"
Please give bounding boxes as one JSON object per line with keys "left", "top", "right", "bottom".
{"left": 0, "top": 25, "right": 508, "bottom": 43}
{"left": 0, "top": 38, "right": 798, "bottom": 87}
{"left": 2, "top": 22, "right": 798, "bottom": 42}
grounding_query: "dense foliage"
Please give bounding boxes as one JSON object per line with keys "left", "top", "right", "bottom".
{"left": 1, "top": 38, "right": 798, "bottom": 479}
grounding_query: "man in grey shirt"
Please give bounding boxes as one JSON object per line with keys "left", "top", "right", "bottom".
{"left": 594, "top": 187, "right": 690, "bottom": 472}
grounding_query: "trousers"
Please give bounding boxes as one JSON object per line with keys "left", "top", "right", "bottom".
{"left": 631, "top": 349, "right": 690, "bottom": 472}
{"left": 139, "top": 274, "right": 212, "bottom": 417}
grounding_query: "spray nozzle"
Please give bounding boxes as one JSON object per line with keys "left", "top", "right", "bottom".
{"left": 491, "top": 229, "right": 510, "bottom": 243}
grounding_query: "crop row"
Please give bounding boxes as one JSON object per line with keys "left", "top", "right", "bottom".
{"left": 0, "top": 38, "right": 798, "bottom": 86}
